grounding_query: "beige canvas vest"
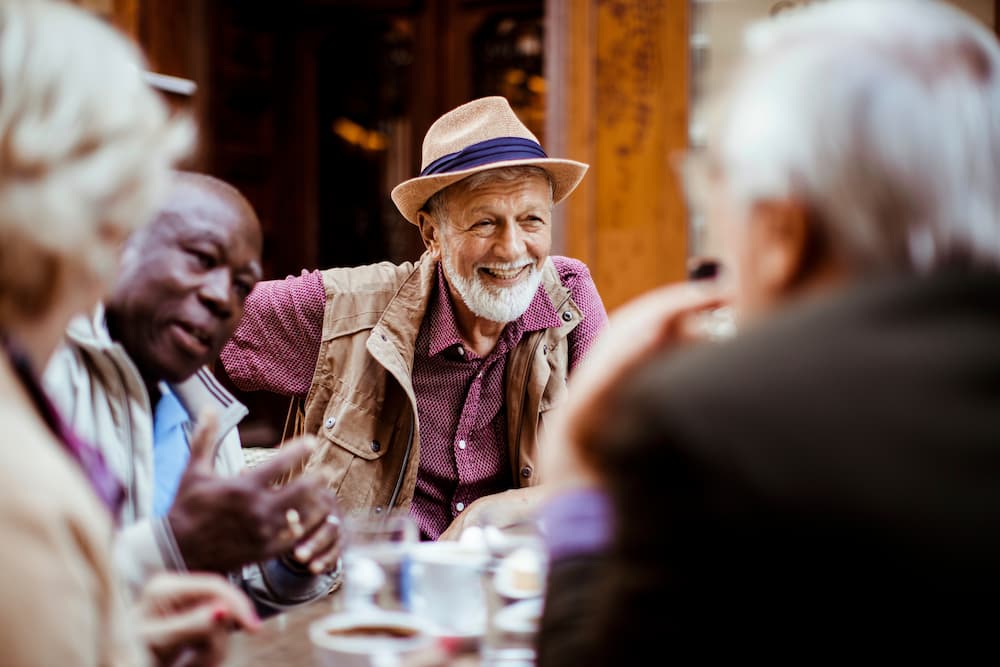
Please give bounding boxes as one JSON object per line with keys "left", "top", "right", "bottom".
{"left": 287, "top": 253, "right": 581, "bottom": 516}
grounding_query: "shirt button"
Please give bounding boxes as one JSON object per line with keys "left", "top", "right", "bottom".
{"left": 458, "top": 439, "right": 467, "bottom": 450}
{"left": 456, "top": 502, "right": 465, "bottom": 512}
{"left": 457, "top": 346, "right": 465, "bottom": 356}
{"left": 371, "top": 440, "right": 381, "bottom": 453}
{"left": 562, "top": 311, "right": 573, "bottom": 322}
{"left": 324, "top": 417, "right": 336, "bottom": 429}
{"left": 521, "top": 466, "right": 533, "bottom": 479}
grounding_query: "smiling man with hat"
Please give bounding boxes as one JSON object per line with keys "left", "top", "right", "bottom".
{"left": 220, "top": 96, "right": 608, "bottom": 540}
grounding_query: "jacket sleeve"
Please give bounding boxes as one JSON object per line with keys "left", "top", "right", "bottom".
{"left": 114, "top": 517, "right": 181, "bottom": 598}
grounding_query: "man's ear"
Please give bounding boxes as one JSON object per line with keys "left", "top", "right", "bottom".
{"left": 746, "top": 199, "right": 811, "bottom": 298}
{"left": 417, "top": 210, "right": 441, "bottom": 258}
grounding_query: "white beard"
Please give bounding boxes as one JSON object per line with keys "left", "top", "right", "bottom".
{"left": 440, "top": 245, "right": 543, "bottom": 323}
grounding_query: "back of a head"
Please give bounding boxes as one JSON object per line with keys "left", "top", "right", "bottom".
{"left": 0, "top": 0, "right": 191, "bottom": 325}
{"left": 711, "top": 0, "right": 1000, "bottom": 273}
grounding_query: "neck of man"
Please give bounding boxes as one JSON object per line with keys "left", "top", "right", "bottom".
{"left": 446, "top": 281, "right": 507, "bottom": 358}
{"left": 104, "top": 306, "right": 163, "bottom": 405}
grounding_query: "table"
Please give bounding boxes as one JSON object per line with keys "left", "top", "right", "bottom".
{"left": 223, "top": 597, "right": 482, "bottom": 666}
{"left": 224, "top": 597, "right": 334, "bottom": 666}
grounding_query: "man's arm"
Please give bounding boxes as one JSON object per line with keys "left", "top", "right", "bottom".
{"left": 437, "top": 486, "right": 549, "bottom": 541}
{"left": 219, "top": 269, "right": 327, "bottom": 396}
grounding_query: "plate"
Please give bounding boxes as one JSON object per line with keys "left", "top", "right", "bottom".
{"left": 493, "top": 598, "right": 544, "bottom": 635}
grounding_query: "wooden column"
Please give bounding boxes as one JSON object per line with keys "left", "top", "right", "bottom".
{"left": 547, "top": 0, "right": 690, "bottom": 310}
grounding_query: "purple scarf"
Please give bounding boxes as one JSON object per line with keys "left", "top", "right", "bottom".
{"left": 3, "top": 336, "right": 125, "bottom": 519}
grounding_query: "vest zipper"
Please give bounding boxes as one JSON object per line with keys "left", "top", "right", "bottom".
{"left": 387, "top": 409, "right": 415, "bottom": 511}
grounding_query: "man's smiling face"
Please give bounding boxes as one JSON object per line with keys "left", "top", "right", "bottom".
{"left": 429, "top": 172, "right": 553, "bottom": 324}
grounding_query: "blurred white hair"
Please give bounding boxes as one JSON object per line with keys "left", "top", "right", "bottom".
{"left": 711, "top": 0, "right": 1000, "bottom": 271}
{"left": 0, "top": 0, "right": 192, "bottom": 323}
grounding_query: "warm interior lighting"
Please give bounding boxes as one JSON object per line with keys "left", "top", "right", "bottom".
{"left": 332, "top": 117, "right": 388, "bottom": 151}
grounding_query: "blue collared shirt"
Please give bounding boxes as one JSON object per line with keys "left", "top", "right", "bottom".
{"left": 152, "top": 385, "right": 191, "bottom": 517}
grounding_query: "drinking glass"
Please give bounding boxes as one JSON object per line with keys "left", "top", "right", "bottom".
{"left": 339, "top": 510, "right": 418, "bottom": 613}
{"left": 467, "top": 512, "right": 548, "bottom": 667}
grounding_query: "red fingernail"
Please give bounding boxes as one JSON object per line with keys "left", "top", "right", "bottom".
{"left": 438, "top": 637, "right": 462, "bottom": 654}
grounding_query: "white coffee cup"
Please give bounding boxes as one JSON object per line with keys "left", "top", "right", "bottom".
{"left": 404, "top": 540, "right": 490, "bottom": 637}
{"left": 309, "top": 609, "right": 434, "bottom": 667}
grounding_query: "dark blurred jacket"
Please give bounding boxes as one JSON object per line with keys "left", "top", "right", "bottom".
{"left": 539, "top": 269, "right": 1000, "bottom": 664}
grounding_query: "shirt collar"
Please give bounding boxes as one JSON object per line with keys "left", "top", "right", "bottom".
{"left": 426, "top": 263, "right": 562, "bottom": 357}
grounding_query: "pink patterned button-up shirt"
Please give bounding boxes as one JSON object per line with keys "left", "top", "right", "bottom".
{"left": 220, "top": 256, "right": 607, "bottom": 539}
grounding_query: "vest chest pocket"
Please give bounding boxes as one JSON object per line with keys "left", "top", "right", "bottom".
{"left": 320, "top": 400, "right": 394, "bottom": 462}
{"left": 537, "top": 342, "right": 570, "bottom": 413}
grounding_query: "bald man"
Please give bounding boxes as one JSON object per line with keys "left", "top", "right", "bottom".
{"left": 45, "top": 172, "right": 342, "bottom": 615}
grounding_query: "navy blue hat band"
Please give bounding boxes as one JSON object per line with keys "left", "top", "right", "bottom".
{"left": 420, "top": 137, "right": 547, "bottom": 177}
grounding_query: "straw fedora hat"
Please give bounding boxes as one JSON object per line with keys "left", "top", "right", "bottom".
{"left": 390, "top": 96, "right": 589, "bottom": 224}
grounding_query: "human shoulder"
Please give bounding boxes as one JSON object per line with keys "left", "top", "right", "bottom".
{"left": 551, "top": 255, "right": 595, "bottom": 285}
{"left": 320, "top": 258, "right": 421, "bottom": 297}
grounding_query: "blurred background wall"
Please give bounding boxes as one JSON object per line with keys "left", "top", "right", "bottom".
{"left": 70, "top": 0, "right": 999, "bottom": 444}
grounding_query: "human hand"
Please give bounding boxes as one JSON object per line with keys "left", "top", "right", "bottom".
{"left": 540, "top": 281, "right": 730, "bottom": 490}
{"left": 168, "top": 411, "right": 343, "bottom": 574}
{"left": 437, "top": 487, "right": 546, "bottom": 542}
{"left": 137, "top": 571, "right": 260, "bottom": 667}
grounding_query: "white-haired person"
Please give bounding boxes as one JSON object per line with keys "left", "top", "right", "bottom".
{"left": 0, "top": 2, "right": 258, "bottom": 666}
{"left": 219, "top": 96, "right": 608, "bottom": 540}
{"left": 537, "top": 0, "right": 1000, "bottom": 662}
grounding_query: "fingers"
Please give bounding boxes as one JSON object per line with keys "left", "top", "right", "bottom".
{"left": 142, "top": 603, "right": 227, "bottom": 651}
{"left": 141, "top": 573, "right": 260, "bottom": 633}
{"left": 270, "top": 480, "right": 339, "bottom": 553}
{"left": 248, "top": 435, "right": 318, "bottom": 486}
{"left": 573, "top": 281, "right": 731, "bottom": 390}
{"left": 437, "top": 515, "right": 465, "bottom": 542}
{"left": 292, "top": 513, "right": 343, "bottom": 574}
{"left": 185, "top": 409, "right": 221, "bottom": 473}
{"left": 610, "top": 281, "right": 730, "bottom": 342}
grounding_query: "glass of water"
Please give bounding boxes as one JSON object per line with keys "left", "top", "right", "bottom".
{"left": 339, "top": 510, "right": 418, "bottom": 613}
{"left": 470, "top": 513, "right": 548, "bottom": 667}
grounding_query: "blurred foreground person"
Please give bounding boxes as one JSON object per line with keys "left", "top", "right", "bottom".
{"left": 0, "top": 1, "right": 256, "bottom": 665}
{"left": 538, "top": 0, "right": 1000, "bottom": 662}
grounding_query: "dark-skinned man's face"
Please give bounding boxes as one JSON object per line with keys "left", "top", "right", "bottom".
{"left": 106, "top": 176, "right": 263, "bottom": 386}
